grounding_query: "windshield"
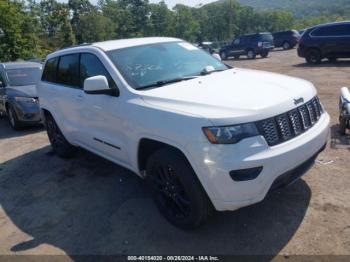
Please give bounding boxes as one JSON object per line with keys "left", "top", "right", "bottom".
{"left": 6, "top": 68, "right": 42, "bottom": 86}
{"left": 107, "top": 41, "right": 228, "bottom": 90}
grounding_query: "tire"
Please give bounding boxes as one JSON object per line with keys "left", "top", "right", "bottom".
{"left": 282, "top": 41, "right": 291, "bottom": 50}
{"left": 247, "top": 50, "right": 256, "bottom": 59}
{"left": 261, "top": 51, "right": 269, "bottom": 58}
{"left": 220, "top": 51, "right": 227, "bottom": 60}
{"left": 7, "top": 105, "right": 21, "bottom": 130}
{"left": 146, "top": 148, "right": 213, "bottom": 229}
{"left": 45, "top": 113, "right": 76, "bottom": 158}
{"left": 339, "top": 115, "right": 347, "bottom": 135}
{"left": 305, "top": 49, "right": 322, "bottom": 64}
{"left": 234, "top": 55, "right": 240, "bottom": 60}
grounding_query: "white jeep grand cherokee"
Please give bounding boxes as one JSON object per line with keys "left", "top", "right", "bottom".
{"left": 38, "top": 37, "right": 330, "bottom": 228}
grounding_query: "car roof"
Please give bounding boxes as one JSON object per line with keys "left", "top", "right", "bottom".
{"left": 242, "top": 32, "right": 272, "bottom": 37}
{"left": 314, "top": 21, "right": 350, "bottom": 28}
{"left": 0, "top": 61, "right": 42, "bottom": 70}
{"left": 47, "top": 37, "right": 181, "bottom": 59}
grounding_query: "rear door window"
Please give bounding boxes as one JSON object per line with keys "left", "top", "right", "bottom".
{"left": 57, "top": 54, "right": 80, "bottom": 88}
{"left": 42, "top": 57, "right": 58, "bottom": 83}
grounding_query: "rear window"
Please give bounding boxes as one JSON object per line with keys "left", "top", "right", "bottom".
{"left": 260, "top": 34, "right": 273, "bottom": 41}
{"left": 56, "top": 54, "right": 80, "bottom": 87}
{"left": 6, "top": 68, "right": 41, "bottom": 86}
{"left": 42, "top": 58, "right": 58, "bottom": 82}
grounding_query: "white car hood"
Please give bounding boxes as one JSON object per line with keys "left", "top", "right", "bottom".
{"left": 141, "top": 68, "right": 316, "bottom": 125}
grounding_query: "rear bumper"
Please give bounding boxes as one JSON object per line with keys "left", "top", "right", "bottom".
{"left": 297, "top": 47, "right": 306, "bottom": 58}
{"left": 186, "top": 113, "right": 330, "bottom": 211}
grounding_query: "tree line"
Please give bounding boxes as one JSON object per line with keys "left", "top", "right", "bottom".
{"left": 0, "top": 0, "right": 347, "bottom": 61}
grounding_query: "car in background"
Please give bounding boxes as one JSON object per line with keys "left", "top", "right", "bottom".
{"left": 298, "top": 21, "right": 350, "bottom": 64}
{"left": 219, "top": 32, "right": 274, "bottom": 60}
{"left": 273, "top": 30, "right": 300, "bottom": 50}
{"left": 198, "top": 42, "right": 216, "bottom": 54}
{"left": 0, "top": 62, "right": 42, "bottom": 130}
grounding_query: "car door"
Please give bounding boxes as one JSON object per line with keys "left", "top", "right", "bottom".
{"left": 51, "top": 54, "right": 83, "bottom": 142}
{"left": 230, "top": 38, "right": 244, "bottom": 55}
{"left": 76, "top": 52, "right": 129, "bottom": 165}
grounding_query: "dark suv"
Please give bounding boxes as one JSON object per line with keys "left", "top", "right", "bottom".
{"left": 298, "top": 21, "right": 350, "bottom": 64}
{"left": 273, "top": 30, "right": 300, "bottom": 50}
{"left": 220, "top": 33, "right": 274, "bottom": 60}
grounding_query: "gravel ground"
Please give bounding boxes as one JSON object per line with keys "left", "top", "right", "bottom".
{"left": 0, "top": 49, "right": 349, "bottom": 258}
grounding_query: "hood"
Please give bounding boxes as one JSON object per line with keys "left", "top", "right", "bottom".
{"left": 6, "top": 85, "right": 38, "bottom": 98}
{"left": 141, "top": 68, "right": 316, "bottom": 125}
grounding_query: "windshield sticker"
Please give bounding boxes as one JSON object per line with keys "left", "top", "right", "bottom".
{"left": 178, "top": 42, "right": 198, "bottom": 51}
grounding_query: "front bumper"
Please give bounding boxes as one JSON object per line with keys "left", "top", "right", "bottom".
{"left": 186, "top": 112, "right": 330, "bottom": 211}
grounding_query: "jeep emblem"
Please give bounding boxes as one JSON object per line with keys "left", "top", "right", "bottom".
{"left": 294, "top": 97, "right": 304, "bottom": 105}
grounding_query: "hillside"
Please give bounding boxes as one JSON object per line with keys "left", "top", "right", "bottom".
{"left": 236, "top": 0, "right": 350, "bottom": 18}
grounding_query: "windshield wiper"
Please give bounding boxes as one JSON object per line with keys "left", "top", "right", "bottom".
{"left": 137, "top": 75, "right": 199, "bottom": 90}
{"left": 200, "top": 68, "right": 228, "bottom": 76}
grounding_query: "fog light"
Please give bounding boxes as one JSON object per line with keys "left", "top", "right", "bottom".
{"left": 229, "top": 167, "right": 263, "bottom": 182}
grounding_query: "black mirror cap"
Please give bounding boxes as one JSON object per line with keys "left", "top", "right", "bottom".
{"left": 84, "top": 88, "right": 119, "bottom": 97}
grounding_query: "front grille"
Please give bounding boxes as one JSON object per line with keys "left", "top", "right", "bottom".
{"left": 257, "top": 96, "right": 323, "bottom": 146}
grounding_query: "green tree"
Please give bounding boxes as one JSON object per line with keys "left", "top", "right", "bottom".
{"left": 0, "top": 0, "right": 41, "bottom": 61}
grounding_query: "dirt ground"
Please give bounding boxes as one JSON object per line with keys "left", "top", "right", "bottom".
{"left": 0, "top": 49, "right": 350, "bottom": 259}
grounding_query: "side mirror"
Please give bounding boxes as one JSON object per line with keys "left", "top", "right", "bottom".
{"left": 83, "top": 75, "right": 119, "bottom": 96}
{"left": 212, "top": 53, "right": 222, "bottom": 61}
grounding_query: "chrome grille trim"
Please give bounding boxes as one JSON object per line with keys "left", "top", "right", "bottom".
{"left": 257, "top": 96, "right": 324, "bottom": 146}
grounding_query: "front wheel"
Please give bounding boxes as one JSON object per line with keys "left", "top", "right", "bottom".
{"left": 261, "top": 51, "right": 269, "bottom": 58}
{"left": 339, "top": 115, "right": 347, "bottom": 135}
{"left": 305, "top": 49, "right": 322, "bottom": 64}
{"left": 146, "top": 148, "right": 213, "bottom": 229}
{"left": 7, "top": 105, "right": 21, "bottom": 130}
{"left": 45, "top": 113, "right": 76, "bottom": 158}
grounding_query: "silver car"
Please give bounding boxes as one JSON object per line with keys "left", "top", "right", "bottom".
{"left": 0, "top": 62, "right": 42, "bottom": 130}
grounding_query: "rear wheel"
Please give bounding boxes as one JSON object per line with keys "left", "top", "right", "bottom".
{"left": 282, "top": 41, "right": 291, "bottom": 50}
{"left": 7, "top": 105, "right": 21, "bottom": 130}
{"left": 45, "top": 113, "right": 76, "bottom": 158}
{"left": 247, "top": 50, "right": 256, "bottom": 59}
{"left": 305, "top": 49, "right": 322, "bottom": 64}
{"left": 220, "top": 51, "right": 227, "bottom": 60}
{"left": 146, "top": 148, "right": 213, "bottom": 229}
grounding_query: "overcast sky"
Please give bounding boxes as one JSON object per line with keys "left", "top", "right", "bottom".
{"left": 53, "top": 0, "right": 217, "bottom": 8}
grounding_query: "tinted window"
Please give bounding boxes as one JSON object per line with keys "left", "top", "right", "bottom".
{"left": 6, "top": 68, "right": 41, "bottom": 86}
{"left": 42, "top": 58, "right": 58, "bottom": 82}
{"left": 0, "top": 71, "right": 5, "bottom": 87}
{"left": 80, "top": 53, "right": 116, "bottom": 88}
{"left": 312, "top": 25, "right": 350, "bottom": 37}
{"left": 260, "top": 34, "right": 273, "bottom": 42}
{"left": 57, "top": 54, "right": 79, "bottom": 87}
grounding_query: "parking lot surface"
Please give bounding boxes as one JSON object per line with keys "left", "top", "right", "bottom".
{"left": 0, "top": 49, "right": 350, "bottom": 258}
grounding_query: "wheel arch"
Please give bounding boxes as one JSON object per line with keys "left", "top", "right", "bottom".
{"left": 137, "top": 138, "right": 190, "bottom": 175}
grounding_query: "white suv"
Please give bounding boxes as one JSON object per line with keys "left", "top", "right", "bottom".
{"left": 38, "top": 37, "right": 330, "bottom": 228}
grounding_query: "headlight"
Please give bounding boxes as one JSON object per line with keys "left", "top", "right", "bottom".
{"left": 14, "top": 97, "right": 38, "bottom": 103}
{"left": 203, "top": 123, "right": 259, "bottom": 144}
